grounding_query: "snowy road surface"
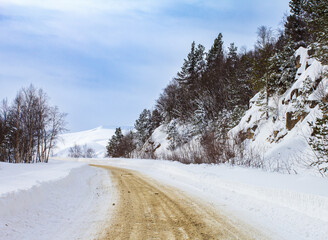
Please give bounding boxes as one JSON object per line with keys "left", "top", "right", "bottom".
{"left": 87, "top": 158, "right": 328, "bottom": 240}
{"left": 1, "top": 158, "right": 328, "bottom": 239}
{"left": 92, "top": 165, "right": 266, "bottom": 239}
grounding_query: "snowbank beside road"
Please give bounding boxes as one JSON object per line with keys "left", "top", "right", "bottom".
{"left": 0, "top": 160, "right": 86, "bottom": 196}
{"left": 0, "top": 160, "right": 114, "bottom": 240}
{"left": 87, "top": 158, "right": 328, "bottom": 240}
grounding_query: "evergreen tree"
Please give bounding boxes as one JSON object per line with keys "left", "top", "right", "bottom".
{"left": 174, "top": 42, "right": 205, "bottom": 119}
{"left": 309, "top": 102, "right": 328, "bottom": 175}
{"left": 206, "top": 33, "right": 224, "bottom": 69}
{"left": 150, "top": 109, "right": 162, "bottom": 132}
{"left": 237, "top": 50, "right": 254, "bottom": 107}
{"left": 225, "top": 43, "right": 240, "bottom": 109}
{"left": 134, "top": 109, "right": 152, "bottom": 147}
{"left": 293, "top": 76, "right": 313, "bottom": 118}
{"left": 200, "top": 33, "right": 226, "bottom": 118}
{"left": 285, "top": 0, "right": 311, "bottom": 49}
{"left": 267, "top": 34, "right": 297, "bottom": 95}
{"left": 252, "top": 26, "right": 274, "bottom": 91}
{"left": 305, "top": 0, "right": 328, "bottom": 65}
{"left": 119, "top": 131, "right": 136, "bottom": 158}
{"left": 106, "top": 127, "right": 124, "bottom": 158}
{"left": 252, "top": 26, "right": 275, "bottom": 119}
{"left": 175, "top": 41, "right": 205, "bottom": 90}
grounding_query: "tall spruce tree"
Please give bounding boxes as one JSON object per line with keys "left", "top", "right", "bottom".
{"left": 309, "top": 102, "right": 328, "bottom": 175}
{"left": 106, "top": 127, "right": 124, "bottom": 158}
{"left": 305, "top": 0, "right": 328, "bottom": 65}
{"left": 175, "top": 41, "right": 205, "bottom": 90}
{"left": 225, "top": 43, "right": 239, "bottom": 109}
{"left": 174, "top": 42, "right": 205, "bottom": 120}
{"left": 267, "top": 33, "right": 297, "bottom": 95}
{"left": 200, "top": 33, "right": 226, "bottom": 119}
{"left": 253, "top": 26, "right": 275, "bottom": 119}
{"left": 285, "top": 0, "right": 310, "bottom": 49}
{"left": 134, "top": 109, "right": 152, "bottom": 147}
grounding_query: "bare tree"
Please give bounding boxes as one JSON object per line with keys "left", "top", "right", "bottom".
{"left": 0, "top": 85, "right": 66, "bottom": 163}
{"left": 68, "top": 144, "right": 96, "bottom": 158}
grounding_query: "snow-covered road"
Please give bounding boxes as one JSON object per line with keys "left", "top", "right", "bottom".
{"left": 88, "top": 158, "right": 328, "bottom": 240}
{"left": 1, "top": 158, "right": 328, "bottom": 240}
{"left": 92, "top": 164, "right": 267, "bottom": 239}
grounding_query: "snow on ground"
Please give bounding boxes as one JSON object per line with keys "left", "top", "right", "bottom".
{"left": 0, "top": 160, "right": 114, "bottom": 240}
{"left": 78, "top": 158, "right": 328, "bottom": 240}
{"left": 1, "top": 157, "right": 327, "bottom": 239}
{"left": 53, "top": 126, "right": 120, "bottom": 157}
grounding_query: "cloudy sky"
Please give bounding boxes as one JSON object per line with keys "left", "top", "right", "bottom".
{"left": 0, "top": 0, "right": 289, "bottom": 131}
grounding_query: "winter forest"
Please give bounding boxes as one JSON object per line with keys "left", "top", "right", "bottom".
{"left": 0, "top": 85, "right": 66, "bottom": 163}
{"left": 106, "top": 0, "right": 328, "bottom": 175}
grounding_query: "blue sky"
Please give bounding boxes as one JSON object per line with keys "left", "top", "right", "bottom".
{"left": 0, "top": 0, "right": 290, "bottom": 132}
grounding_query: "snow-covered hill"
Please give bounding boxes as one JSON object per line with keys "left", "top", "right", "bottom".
{"left": 139, "top": 47, "right": 328, "bottom": 175}
{"left": 53, "top": 126, "right": 125, "bottom": 158}
{"left": 230, "top": 47, "right": 328, "bottom": 174}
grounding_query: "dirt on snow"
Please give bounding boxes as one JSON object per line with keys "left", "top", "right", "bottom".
{"left": 91, "top": 165, "right": 268, "bottom": 240}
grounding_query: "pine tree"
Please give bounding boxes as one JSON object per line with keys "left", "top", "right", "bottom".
{"left": 285, "top": 0, "right": 311, "bottom": 49}
{"left": 237, "top": 50, "right": 254, "bottom": 107}
{"left": 309, "top": 102, "right": 328, "bottom": 175}
{"left": 106, "top": 127, "right": 124, "bottom": 158}
{"left": 206, "top": 33, "right": 224, "bottom": 68}
{"left": 200, "top": 33, "right": 227, "bottom": 118}
{"left": 305, "top": 0, "right": 328, "bottom": 65}
{"left": 252, "top": 26, "right": 275, "bottom": 119}
{"left": 293, "top": 76, "right": 312, "bottom": 118}
{"left": 150, "top": 109, "right": 162, "bottom": 132}
{"left": 252, "top": 26, "right": 274, "bottom": 92}
{"left": 225, "top": 43, "right": 239, "bottom": 109}
{"left": 175, "top": 41, "right": 205, "bottom": 90}
{"left": 267, "top": 35, "right": 297, "bottom": 95}
{"left": 134, "top": 109, "right": 152, "bottom": 147}
{"left": 174, "top": 42, "right": 206, "bottom": 120}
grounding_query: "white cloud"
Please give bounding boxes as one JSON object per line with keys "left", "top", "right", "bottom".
{"left": 1, "top": 0, "right": 166, "bottom": 15}
{"left": 0, "top": 0, "right": 290, "bottom": 131}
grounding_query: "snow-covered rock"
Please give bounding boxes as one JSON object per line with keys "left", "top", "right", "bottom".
{"left": 231, "top": 47, "right": 328, "bottom": 174}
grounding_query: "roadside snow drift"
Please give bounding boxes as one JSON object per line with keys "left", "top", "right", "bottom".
{"left": 0, "top": 160, "right": 114, "bottom": 240}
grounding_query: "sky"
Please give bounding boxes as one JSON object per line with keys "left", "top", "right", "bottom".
{"left": 0, "top": 0, "right": 290, "bottom": 132}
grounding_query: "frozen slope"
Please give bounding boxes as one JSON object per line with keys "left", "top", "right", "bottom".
{"left": 0, "top": 160, "right": 114, "bottom": 240}
{"left": 230, "top": 47, "right": 328, "bottom": 174}
{"left": 53, "top": 126, "right": 118, "bottom": 157}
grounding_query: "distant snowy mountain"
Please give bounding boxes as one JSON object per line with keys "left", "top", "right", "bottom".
{"left": 52, "top": 126, "right": 128, "bottom": 158}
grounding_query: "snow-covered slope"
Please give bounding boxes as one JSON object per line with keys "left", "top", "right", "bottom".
{"left": 0, "top": 160, "right": 114, "bottom": 240}
{"left": 230, "top": 47, "right": 328, "bottom": 174}
{"left": 53, "top": 126, "right": 120, "bottom": 157}
{"left": 141, "top": 47, "right": 327, "bottom": 175}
